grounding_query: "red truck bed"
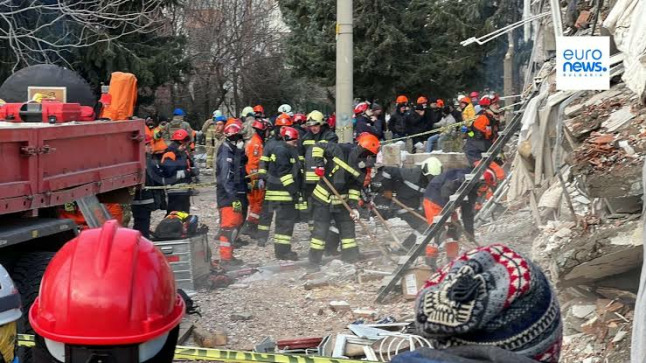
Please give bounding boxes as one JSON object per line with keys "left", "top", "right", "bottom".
{"left": 0, "top": 120, "right": 145, "bottom": 215}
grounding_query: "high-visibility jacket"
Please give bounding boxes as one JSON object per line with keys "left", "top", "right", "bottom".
{"left": 301, "top": 127, "right": 338, "bottom": 184}
{"left": 150, "top": 126, "right": 168, "bottom": 154}
{"left": 264, "top": 141, "right": 302, "bottom": 204}
{"left": 216, "top": 141, "right": 247, "bottom": 207}
{"left": 246, "top": 132, "right": 264, "bottom": 181}
{"left": 469, "top": 110, "right": 498, "bottom": 140}
{"left": 311, "top": 143, "right": 367, "bottom": 209}
{"left": 462, "top": 103, "right": 476, "bottom": 124}
{"left": 258, "top": 133, "right": 282, "bottom": 178}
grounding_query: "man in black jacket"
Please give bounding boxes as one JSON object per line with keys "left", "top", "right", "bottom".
{"left": 132, "top": 135, "right": 167, "bottom": 238}
{"left": 388, "top": 95, "right": 410, "bottom": 139}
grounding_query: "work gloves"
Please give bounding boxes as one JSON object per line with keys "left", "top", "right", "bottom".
{"left": 232, "top": 200, "right": 243, "bottom": 213}
{"left": 350, "top": 209, "right": 360, "bottom": 222}
{"left": 176, "top": 170, "right": 187, "bottom": 179}
{"left": 314, "top": 167, "right": 325, "bottom": 178}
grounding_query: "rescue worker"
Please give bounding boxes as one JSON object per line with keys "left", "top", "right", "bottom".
{"left": 241, "top": 106, "right": 257, "bottom": 142}
{"left": 459, "top": 95, "right": 476, "bottom": 124}
{"left": 424, "top": 97, "right": 442, "bottom": 134}
{"left": 264, "top": 127, "right": 303, "bottom": 260}
{"left": 239, "top": 119, "right": 270, "bottom": 239}
{"left": 256, "top": 113, "right": 294, "bottom": 245}
{"left": 292, "top": 113, "right": 308, "bottom": 138}
{"left": 202, "top": 113, "right": 227, "bottom": 169}
{"left": 301, "top": 110, "right": 340, "bottom": 251}
{"left": 422, "top": 167, "right": 496, "bottom": 267}
{"left": 464, "top": 96, "right": 499, "bottom": 165}
{"left": 131, "top": 135, "right": 167, "bottom": 238}
{"left": 373, "top": 157, "right": 443, "bottom": 243}
{"left": 30, "top": 221, "right": 185, "bottom": 363}
{"left": 0, "top": 264, "right": 21, "bottom": 363}
{"left": 354, "top": 102, "right": 381, "bottom": 139}
{"left": 216, "top": 123, "right": 248, "bottom": 266}
{"left": 388, "top": 95, "right": 410, "bottom": 139}
{"left": 308, "top": 133, "right": 381, "bottom": 265}
{"left": 162, "top": 108, "right": 193, "bottom": 144}
{"left": 407, "top": 98, "right": 428, "bottom": 150}
{"left": 144, "top": 117, "right": 167, "bottom": 156}
{"left": 161, "top": 129, "right": 196, "bottom": 215}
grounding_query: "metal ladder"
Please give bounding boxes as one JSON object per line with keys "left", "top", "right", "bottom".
{"left": 375, "top": 97, "right": 534, "bottom": 303}
{"left": 75, "top": 195, "right": 112, "bottom": 228}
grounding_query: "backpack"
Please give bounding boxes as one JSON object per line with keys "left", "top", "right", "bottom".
{"left": 153, "top": 211, "right": 198, "bottom": 240}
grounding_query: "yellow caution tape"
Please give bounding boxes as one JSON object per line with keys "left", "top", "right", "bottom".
{"left": 18, "top": 335, "right": 374, "bottom": 363}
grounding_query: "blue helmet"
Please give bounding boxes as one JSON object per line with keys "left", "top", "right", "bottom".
{"left": 173, "top": 108, "right": 185, "bottom": 116}
{"left": 215, "top": 115, "right": 227, "bottom": 122}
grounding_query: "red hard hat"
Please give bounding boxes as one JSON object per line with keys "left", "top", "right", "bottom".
{"left": 396, "top": 95, "right": 409, "bottom": 104}
{"left": 293, "top": 113, "right": 307, "bottom": 124}
{"left": 354, "top": 102, "right": 369, "bottom": 115}
{"left": 436, "top": 99, "right": 445, "bottom": 108}
{"left": 479, "top": 96, "right": 492, "bottom": 107}
{"left": 482, "top": 168, "right": 497, "bottom": 187}
{"left": 356, "top": 132, "right": 380, "bottom": 155}
{"left": 417, "top": 96, "right": 429, "bottom": 105}
{"left": 253, "top": 105, "right": 264, "bottom": 114}
{"left": 252, "top": 119, "right": 268, "bottom": 131}
{"left": 224, "top": 123, "right": 242, "bottom": 137}
{"left": 281, "top": 126, "right": 300, "bottom": 141}
{"left": 275, "top": 113, "right": 293, "bottom": 127}
{"left": 29, "top": 220, "right": 185, "bottom": 346}
{"left": 470, "top": 91, "right": 480, "bottom": 98}
{"left": 171, "top": 129, "right": 190, "bottom": 142}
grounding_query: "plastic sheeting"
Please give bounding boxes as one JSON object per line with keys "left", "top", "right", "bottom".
{"left": 603, "top": 0, "right": 646, "bottom": 103}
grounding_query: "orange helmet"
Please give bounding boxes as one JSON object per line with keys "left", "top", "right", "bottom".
{"left": 479, "top": 97, "right": 492, "bottom": 107}
{"left": 417, "top": 96, "right": 428, "bottom": 105}
{"left": 275, "top": 113, "right": 293, "bottom": 127}
{"left": 481, "top": 168, "right": 498, "bottom": 187}
{"left": 225, "top": 117, "right": 243, "bottom": 128}
{"left": 252, "top": 119, "right": 269, "bottom": 131}
{"left": 396, "top": 95, "right": 409, "bottom": 104}
{"left": 356, "top": 132, "right": 380, "bottom": 155}
{"left": 171, "top": 129, "right": 190, "bottom": 142}
{"left": 253, "top": 105, "right": 264, "bottom": 114}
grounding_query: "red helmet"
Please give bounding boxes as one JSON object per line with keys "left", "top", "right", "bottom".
{"left": 470, "top": 91, "right": 480, "bottom": 98}
{"left": 482, "top": 168, "right": 497, "bottom": 187}
{"left": 436, "top": 99, "right": 445, "bottom": 108}
{"left": 293, "top": 113, "right": 307, "bottom": 125}
{"left": 253, "top": 105, "right": 264, "bottom": 114}
{"left": 29, "top": 220, "right": 185, "bottom": 347}
{"left": 275, "top": 113, "right": 293, "bottom": 127}
{"left": 356, "top": 132, "right": 380, "bottom": 155}
{"left": 354, "top": 102, "right": 369, "bottom": 115}
{"left": 171, "top": 129, "right": 190, "bottom": 142}
{"left": 252, "top": 119, "right": 269, "bottom": 131}
{"left": 417, "top": 96, "right": 429, "bottom": 105}
{"left": 224, "top": 123, "right": 242, "bottom": 137}
{"left": 281, "top": 126, "right": 300, "bottom": 141}
{"left": 479, "top": 97, "right": 492, "bottom": 107}
{"left": 396, "top": 95, "right": 409, "bottom": 104}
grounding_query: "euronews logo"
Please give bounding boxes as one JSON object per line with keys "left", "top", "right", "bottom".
{"left": 556, "top": 36, "right": 609, "bottom": 91}
{"left": 562, "top": 49, "right": 608, "bottom": 76}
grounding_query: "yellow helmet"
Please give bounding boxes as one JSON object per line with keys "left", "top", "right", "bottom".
{"left": 306, "top": 110, "right": 325, "bottom": 126}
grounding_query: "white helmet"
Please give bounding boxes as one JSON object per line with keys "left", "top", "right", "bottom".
{"left": 0, "top": 264, "right": 21, "bottom": 325}
{"left": 420, "top": 157, "right": 443, "bottom": 177}
{"left": 212, "top": 109, "right": 223, "bottom": 118}
{"left": 278, "top": 104, "right": 293, "bottom": 116}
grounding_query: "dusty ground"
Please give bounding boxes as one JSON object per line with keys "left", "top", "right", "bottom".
{"left": 147, "top": 186, "right": 546, "bottom": 354}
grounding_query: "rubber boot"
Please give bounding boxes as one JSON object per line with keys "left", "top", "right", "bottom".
{"left": 341, "top": 247, "right": 360, "bottom": 264}
{"left": 275, "top": 244, "right": 298, "bottom": 261}
{"left": 324, "top": 231, "right": 341, "bottom": 256}
{"left": 309, "top": 249, "right": 324, "bottom": 265}
{"left": 257, "top": 237, "right": 268, "bottom": 247}
{"left": 238, "top": 222, "right": 258, "bottom": 239}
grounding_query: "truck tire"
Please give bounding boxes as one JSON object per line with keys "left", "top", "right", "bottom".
{"left": 12, "top": 251, "right": 55, "bottom": 363}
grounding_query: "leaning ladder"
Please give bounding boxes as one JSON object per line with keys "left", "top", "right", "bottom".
{"left": 375, "top": 96, "right": 534, "bottom": 303}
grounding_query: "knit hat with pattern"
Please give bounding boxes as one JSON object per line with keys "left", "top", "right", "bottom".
{"left": 414, "top": 244, "right": 562, "bottom": 363}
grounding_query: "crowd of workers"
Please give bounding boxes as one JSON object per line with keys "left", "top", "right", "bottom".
{"left": 131, "top": 91, "right": 506, "bottom": 269}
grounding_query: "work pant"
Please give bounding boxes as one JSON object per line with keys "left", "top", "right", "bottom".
{"left": 246, "top": 188, "right": 265, "bottom": 225}
{"left": 273, "top": 203, "right": 299, "bottom": 258}
{"left": 425, "top": 134, "right": 441, "bottom": 152}
{"left": 464, "top": 138, "right": 493, "bottom": 165}
{"left": 256, "top": 204, "right": 274, "bottom": 242}
{"left": 422, "top": 199, "right": 459, "bottom": 264}
{"left": 132, "top": 204, "right": 152, "bottom": 239}
{"left": 219, "top": 206, "right": 243, "bottom": 261}
{"left": 304, "top": 184, "right": 341, "bottom": 253}
{"left": 167, "top": 193, "right": 190, "bottom": 215}
{"left": 309, "top": 201, "right": 359, "bottom": 264}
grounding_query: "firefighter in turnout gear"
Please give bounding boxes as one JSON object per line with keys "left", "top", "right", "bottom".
{"left": 308, "top": 133, "right": 381, "bottom": 265}
{"left": 263, "top": 127, "right": 303, "bottom": 260}
{"left": 216, "top": 123, "right": 248, "bottom": 266}
{"left": 301, "top": 110, "right": 340, "bottom": 251}
{"left": 256, "top": 113, "right": 293, "bottom": 245}
{"left": 239, "top": 119, "right": 270, "bottom": 239}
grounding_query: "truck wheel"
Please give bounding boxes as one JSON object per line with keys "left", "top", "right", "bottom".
{"left": 12, "top": 251, "right": 55, "bottom": 363}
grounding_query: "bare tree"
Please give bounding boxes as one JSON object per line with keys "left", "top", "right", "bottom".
{"left": 0, "top": 0, "right": 169, "bottom": 70}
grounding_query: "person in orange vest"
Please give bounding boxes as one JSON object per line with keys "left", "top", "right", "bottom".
{"left": 239, "top": 119, "right": 270, "bottom": 239}
{"left": 145, "top": 117, "right": 167, "bottom": 157}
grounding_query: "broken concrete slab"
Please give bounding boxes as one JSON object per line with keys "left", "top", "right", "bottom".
{"left": 565, "top": 103, "right": 585, "bottom": 117}
{"left": 602, "top": 106, "right": 636, "bottom": 132}
{"left": 575, "top": 164, "right": 642, "bottom": 198}
{"left": 584, "top": 89, "right": 623, "bottom": 107}
{"left": 595, "top": 287, "right": 638, "bottom": 304}
{"left": 304, "top": 278, "right": 330, "bottom": 290}
{"left": 352, "top": 309, "right": 378, "bottom": 319}
{"left": 329, "top": 301, "right": 351, "bottom": 313}
{"left": 605, "top": 195, "right": 642, "bottom": 214}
